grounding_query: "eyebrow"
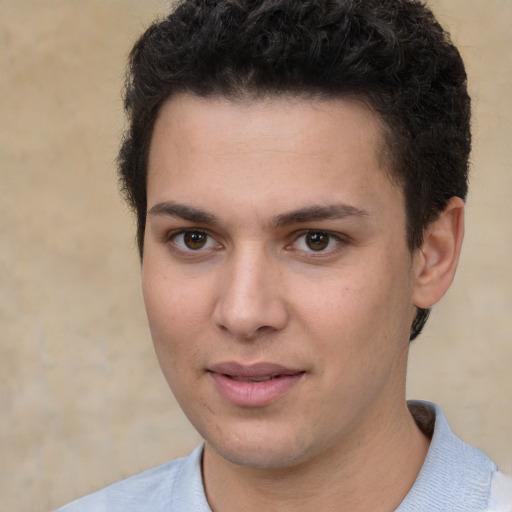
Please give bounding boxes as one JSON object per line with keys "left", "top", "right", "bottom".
{"left": 148, "top": 201, "right": 369, "bottom": 227}
{"left": 148, "top": 202, "right": 219, "bottom": 224}
{"left": 273, "top": 204, "right": 370, "bottom": 227}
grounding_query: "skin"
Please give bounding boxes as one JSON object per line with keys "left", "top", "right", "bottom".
{"left": 142, "top": 93, "right": 464, "bottom": 511}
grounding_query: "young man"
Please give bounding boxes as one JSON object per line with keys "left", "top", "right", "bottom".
{"left": 55, "top": 0, "right": 511, "bottom": 510}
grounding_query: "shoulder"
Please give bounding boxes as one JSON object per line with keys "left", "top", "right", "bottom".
{"left": 487, "top": 471, "right": 512, "bottom": 511}
{"left": 398, "top": 401, "right": 499, "bottom": 512}
{"left": 52, "top": 446, "right": 206, "bottom": 512}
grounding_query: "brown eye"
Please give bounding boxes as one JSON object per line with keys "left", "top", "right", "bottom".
{"left": 305, "top": 231, "right": 330, "bottom": 251}
{"left": 183, "top": 231, "right": 208, "bottom": 250}
{"left": 170, "top": 230, "right": 220, "bottom": 254}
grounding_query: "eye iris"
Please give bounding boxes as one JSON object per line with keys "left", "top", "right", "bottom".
{"left": 184, "top": 231, "right": 207, "bottom": 250}
{"left": 306, "top": 232, "right": 329, "bottom": 251}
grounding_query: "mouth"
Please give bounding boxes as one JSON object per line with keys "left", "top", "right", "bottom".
{"left": 208, "top": 361, "right": 304, "bottom": 381}
{"left": 207, "top": 362, "right": 305, "bottom": 407}
{"left": 230, "top": 374, "right": 282, "bottom": 383}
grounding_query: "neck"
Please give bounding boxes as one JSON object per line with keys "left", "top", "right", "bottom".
{"left": 202, "top": 401, "right": 430, "bottom": 512}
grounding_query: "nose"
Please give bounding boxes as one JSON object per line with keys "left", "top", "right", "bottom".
{"left": 212, "top": 247, "right": 289, "bottom": 340}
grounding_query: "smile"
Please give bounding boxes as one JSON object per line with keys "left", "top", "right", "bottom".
{"left": 208, "top": 362, "right": 305, "bottom": 407}
{"left": 230, "top": 374, "right": 282, "bottom": 383}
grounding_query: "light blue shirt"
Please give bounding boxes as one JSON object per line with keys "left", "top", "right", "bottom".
{"left": 54, "top": 401, "right": 507, "bottom": 511}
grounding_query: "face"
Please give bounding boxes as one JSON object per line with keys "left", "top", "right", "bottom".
{"left": 142, "top": 93, "right": 419, "bottom": 470}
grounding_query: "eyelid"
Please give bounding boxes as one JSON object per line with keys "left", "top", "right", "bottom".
{"left": 166, "top": 228, "right": 222, "bottom": 252}
{"left": 163, "top": 226, "right": 349, "bottom": 257}
{"left": 287, "top": 229, "right": 349, "bottom": 254}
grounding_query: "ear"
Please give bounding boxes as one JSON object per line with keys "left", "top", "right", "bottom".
{"left": 412, "top": 197, "right": 465, "bottom": 309}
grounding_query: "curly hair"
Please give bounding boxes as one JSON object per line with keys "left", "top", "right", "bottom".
{"left": 118, "top": 0, "right": 470, "bottom": 340}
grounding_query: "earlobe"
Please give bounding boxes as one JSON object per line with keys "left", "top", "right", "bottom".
{"left": 412, "top": 197, "right": 465, "bottom": 309}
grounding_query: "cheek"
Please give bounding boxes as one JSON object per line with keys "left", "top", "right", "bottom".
{"left": 297, "top": 257, "right": 413, "bottom": 355}
{"left": 143, "top": 256, "right": 210, "bottom": 328}
{"left": 144, "top": 288, "right": 206, "bottom": 406}
{"left": 142, "top": 266, "right": 211, "bottom": 374}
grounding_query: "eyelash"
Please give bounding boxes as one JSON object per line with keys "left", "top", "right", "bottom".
{"left": 288, "top": 230, "right": 346, "bottom": 255}
{"left": 166, "top": 229, "right": 348, "bottom": 256}
{"left": 168, "top": 229, "right": 221, "bottom": 252}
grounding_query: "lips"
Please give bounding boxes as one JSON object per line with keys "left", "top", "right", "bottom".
{"left": 231, "top": 375, "right": 276, "bottom": 382}
{"left": 208, "top": 362, "right": 305, "bottom": 407}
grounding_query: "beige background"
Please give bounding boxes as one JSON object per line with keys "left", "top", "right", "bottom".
{"left": 1, "top": 1, "right": 511, "bottom": 511}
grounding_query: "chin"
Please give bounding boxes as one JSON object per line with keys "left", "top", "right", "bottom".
{"left": 203, "top": 423, "right": 316, "bottom": 470}
{"left": 212, "top": 443, "right": 304, "bottom": 470}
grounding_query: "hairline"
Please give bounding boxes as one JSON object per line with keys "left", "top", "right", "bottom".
{"left": 144, "top": 88, "right": 407, "bottom": 240}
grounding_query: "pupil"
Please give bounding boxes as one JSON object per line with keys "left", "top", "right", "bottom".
{"left": 306, "top": 232, "right": 329, "bottom": 251}
{"left": 184, "top": 231, "right": 207, "bottom": 249}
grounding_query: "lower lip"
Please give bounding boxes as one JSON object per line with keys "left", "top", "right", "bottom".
{"left": 209, "top": 372, "right": 304, "bottom": 407}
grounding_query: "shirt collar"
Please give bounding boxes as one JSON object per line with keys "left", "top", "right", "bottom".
{"left": 172, "top": 401, "right": 496, "bottom": 511}
{"left": 396, "top": 400, "right": 496, "bottom": 511}
{"left": 171, "top": 445, "right": 212, "bottom": 511}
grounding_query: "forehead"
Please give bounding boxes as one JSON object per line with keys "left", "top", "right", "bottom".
{"left": 150, "top": 93, "right": 387, "bottom": 159}
{"left": 147, "top": 93, "right": 403, "bottom": 225}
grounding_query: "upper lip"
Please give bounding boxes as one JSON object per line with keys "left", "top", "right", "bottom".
{"left": 208, "top": 361, "right": 304, "bottom": 379}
